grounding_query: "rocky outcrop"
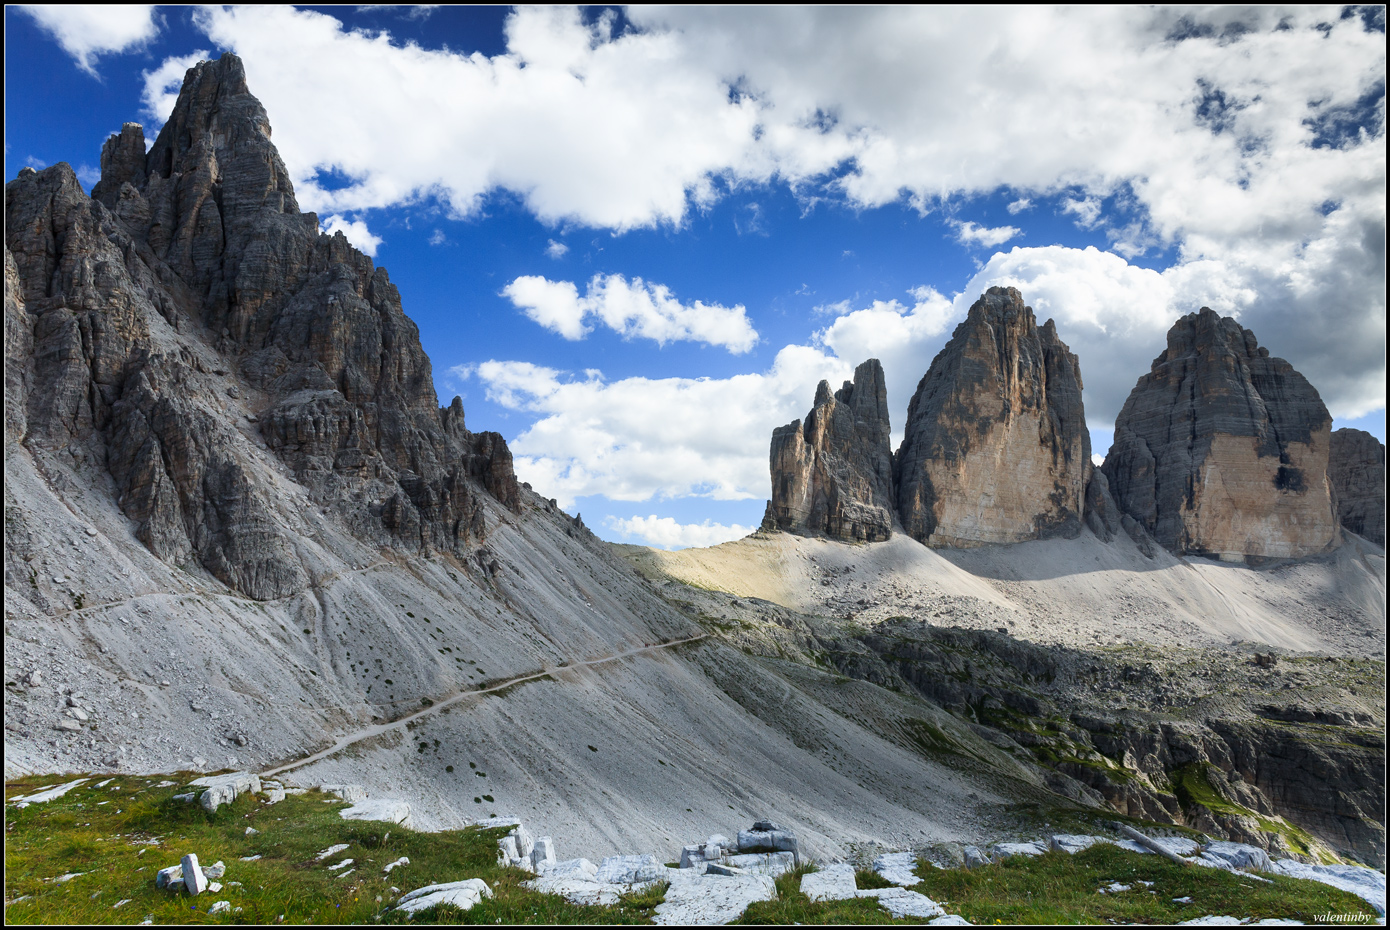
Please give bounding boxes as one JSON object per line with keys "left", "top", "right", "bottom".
{"left": 4, "top": 53, "right": 518, "bottom": 599}
{"left": 894, "top": 287, "right": 1091, "bottom": 547}
{"left": 765, "top": 358, "right": 895, "bottom": 542}
{"left": 1103, "top": 308, "right": 1336, "bottom": 561}
{"left": 1329, "top": 428, "right": 1385, "bottom": 546}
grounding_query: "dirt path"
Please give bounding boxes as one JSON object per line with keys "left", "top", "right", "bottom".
{"left": 260, "top": 633, "right": 709, "bottom": 779}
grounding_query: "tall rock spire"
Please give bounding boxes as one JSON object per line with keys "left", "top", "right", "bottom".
{"left": 5, "top": 52, "right": 518, "bottom": 599}
{"left": 1103, "top": 308, "right": 1337, "bottom": 561}
{"left": 894, "top": 287, "right": 1092, "bottom": 547}
{"left": 766, "top": 358, "right": 896, "bottom": 542}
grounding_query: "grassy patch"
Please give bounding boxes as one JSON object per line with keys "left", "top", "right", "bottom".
{"left": 913, "top": 844, "right": 1377, "bottom": 925}
{"left": 4, "top": 775, "right": 658, "bottom": 925}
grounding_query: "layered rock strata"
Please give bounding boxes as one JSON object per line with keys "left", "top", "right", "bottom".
{"left": 4, "top": 53, "right": 517, "bottom": 600}
{"left": 1329, "top": 428, "right": 1385, "bottom": 547}
{"left": 894, "top": 286, "right": 1091, "bottom": 547}
{"left": 1103, "top": 308, "right": 1336, "bottom": 561}
{"left": 766, "top": 358, "right": 895, "bottom": 542}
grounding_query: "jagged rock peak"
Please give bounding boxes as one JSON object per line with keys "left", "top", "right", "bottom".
{"left": 1103, "top": 308, "right": 1336, "bottom": 561}
{"left": 5, "top": 52, "right": 519, "bottom": 601}
{"left": 894, "top": 286, "right": 1091, "bottom": 547}
{"left": 765, "top": 358, "right": 895, "bottom": 542}
{"left": 1329, "top": 428, "right": 1385, "bottom": 547}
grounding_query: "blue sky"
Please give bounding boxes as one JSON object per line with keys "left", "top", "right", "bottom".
{"left": 6, "top": 5, "right": 1385, "bottom": 548}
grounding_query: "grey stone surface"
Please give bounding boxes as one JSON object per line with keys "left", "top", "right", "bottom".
{"left": 594, "top": 853, "right": 663, "bottom": 884}
{"left": 1199, "top": 841, "right": 1272, "bottom": 872}
{"left": 800, "top": 862, "right": 857, "bottom": 901}
{"left": 653, "top": 870, "right": 777, "bottom": 925}
{"left": 767, "top": 358, "right": 896, "bottom": 542}
{"left": 1103, "top": 308, "right": 1336, "bottom": 560}
{"left": 339, "top": 798, "right": 413, "bottom": 829}
{"left": 395, "top": 878, "right": 492, "bottom": 916}
{"left": 855, "top": 886, "right": 947, "bottom": 919}
{"left": 896, "top": 287, "right": 1091, "bottom": 548}
{"left": 989, "top": 841, "right": 1047, "bottom": 859}
{"left": 1049, "top": 834, "right": 1108, "bottom": 855}
{"left": 319, "top": 784, "right": 367, "bottom": 802}
{"left": 1329, "top": 428, "right": 1385, "bottom": 546}
{"left": 872, "top": 851, "right": 923, "bottom": 885}
{"left": 181, "top": 854, "right": 207, "bottom": 896}
{"left": 725, "top": 851, "right": 796, "bottom": 876}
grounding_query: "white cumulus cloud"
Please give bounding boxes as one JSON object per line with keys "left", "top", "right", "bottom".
{"left": 502, "top": 273, "right": 759, "bottom": 353}
{"left": 545, "top": 239, "right": 569, "bottom": 259}
{"left": 604, "top": 515, "right": 755, "bottom": 550}
{"left": 952, "top": 220, "right": 1022, "bottom": 248}
{"left": 21, "top": 4, "right": 159, "bottom": 76}
{"left": 458, "top": 347, "right": 851, "bottom": 508}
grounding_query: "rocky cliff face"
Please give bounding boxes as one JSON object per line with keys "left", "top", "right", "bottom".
{"left": 1329, "top": 428, "right": 1385, "bottom": 547}
{"left": 894, "top": 287, "right": 1092, "bottom": 547}
{"left": 1103, "top": 309, "right": 1336, "bottom": 561}
{"left": 765, "top": 359, "right": 895, "bottom": 542}
{"left": 4, "top": 53, "right": 517, "bottom": 600}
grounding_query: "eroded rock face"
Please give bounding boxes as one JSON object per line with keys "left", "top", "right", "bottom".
{"left": 766, "top": 358, "right": 895, "bottom": 542}
{"left": 1329, "top": 428, "right": 1385, "bottom": 547}
{"left": 894, "top": 287, "right": 1091, "bottom": 547}
{"left": 1103, "top": 309, "right": 1336, "bottom": 561}
{"left": 4, "top": 52, "right": 518, "bottom": 599}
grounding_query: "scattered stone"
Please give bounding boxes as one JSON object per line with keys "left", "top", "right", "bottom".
{"left": 1174, "top": 896, "right": 1194, "bottom": 904}
{"left": 327, "top": 859, "right": 354, "bottom": 871}
{"left": 962, "top": 846, "right": 991, "bottom": 869}
{"left": 319, "top": 784, "right": 367, "bottom": 802}
{"left": 204, "top": 861, "right": 225, "bottom": 879}
{"left": 383, "top": 857, "right": 410, "bottom": 874}
{"left": 800, "top": 862, "right": 857, "bottom": 901}
{"left": 340, "top": 798, "right": 413, "bottom": 829}
{"left": 208, "top": 901, "right": 231, "bottom": 915}
{"left": 928, "top": 917, "right": 973, "bottom": 926}
{"left": 395, "top": 879, "right": 493, "bottom": 916}
{"left": 190, "top": 772, "right": 261, "bottom": 813}
{"left": 1100, "top": 882, "right": 1131, "bottom": 893}
{"left": 314, "top": 844, "right": 349, "bottom": 861}
{"left": 208, "top": 882, "right": 222, "bottom": 893}
{"left": 9, "top": 778, "right": 87, "bottom": 806}
{"left": 239, "top": 855, "right": 261, "bottom": 862}
{"left": 181, "top": 854, "right": 208, "bottom": 896}
{"left": 653, "top": 870, "right": 777, "bottom": 925}
{"left": 113, "top": 899, "right": 131, "bottom": 908}
{"left": 530, "top": 837, "right": 556, "bottom": 872}
{"left": 595, "top": 854, "right": 664, "bottom": 884}
{"left": 245, "top": 827, "right": 258, "bottom": 836}
{"left": 1049, "top": 835, "right": 1107, "bottom": 855}
{"left": 855, "top": 887, "right": 947, "bottom": 919}
{"left": 873, "top": 851, "right": 923, "bottom": 885}
{"left": 725, "top": 851, "right": 796, "bottom": 876}
{"left": 155, "top": 865, "right": 182, "bottom": 889}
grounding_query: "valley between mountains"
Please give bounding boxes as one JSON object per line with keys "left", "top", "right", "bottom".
{"left": 4, "top": 50, "right": 1384, "bottom": 888}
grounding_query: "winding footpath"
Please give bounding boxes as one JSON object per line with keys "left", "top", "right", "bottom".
{"left": 261, "top": 633, "right": 709, "bottom": 778}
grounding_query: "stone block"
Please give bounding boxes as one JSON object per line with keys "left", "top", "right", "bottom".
{"left": 395, "top": 879, "right": 492, "bottom": 916}
{"left": 725, "top": 851, "right": 796, "bottom": 876}
{"left": 800, "top": 863, "right": 857, "bottom": 901}
{"left": 989, "top": 842, "right": 1047, "bottom": 859}
{"left": 181, "top": 854, "right": 208, "bottom": 896}
{"left": 339, "top": 798, "right": 413, "bottom": 829}
{"left": 962, "top": 845, "right": 991, "bottom": 869}
{"left": 155, "top": 865, "right": 182, "bottom": 889}
{"left": 1049, "top": 834, "right": 1107, "bottom": 855}
{"left": 855, "top": 887, "right": 946, "bottom": 919}
{"left": 595, "top": 854, "right": 663, "bottom": 884}
{"left": 319, "top": 784, "right": 367, "bottom": 802}
{"left": 203, "top": 861, "right": 225, "bottom": 879}
{"left": 653, "top": 870, "right": 777, "bottom": 925}
{"left": 530, "top": 837, "right": 556, "bottom": 872}
{"left": 873, "top": 851, "right": 922, "bottom": 886}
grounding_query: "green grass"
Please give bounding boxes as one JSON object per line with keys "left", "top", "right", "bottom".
{"left": 4, "top": 774, "right": 661, "bottom": 925}
{"left": 6, "top": 774, "right": 1378, "bottom": 925}
{"left": 913, "top": 844, "right": 1377, "bottom": 925}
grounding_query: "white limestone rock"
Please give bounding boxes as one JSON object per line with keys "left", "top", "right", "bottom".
{"left": 1199, "top": 841, "right": 1272, "bottom": 872}
{"left": 1269, "top": 859, "right": 1385, "bottom": 916}
{"left": 1049, "top": 834, "right": 1108, "bottom": 855}
{"left": 856, "top": 886, "right": 947, "bottom": 919}
{"left": 524, "top": 875, "right": 625, "bottom": 906}
{"left": 208, "top": 901, "right": 230, "bottom": 915}
{"left": 928, "top": 915, "right": 973, "bottom": 926}
{"left": 725, "top": 851, "right": 796, "bottom": 876}
{"left": 395, "top": 879, "right": 492, "bottom": 916}
{"left": 155, "top": 865, "right": 182, "bottom": 889}
{"left": 546, "top": 858, "right": 598, "bottom": 880}
{"left": 873, "top": 851, "right": 923, "bottom": 886}
{"left": 530, "top": 837, "right": 556, "bottom": 872}
{"left": 384, "top": 857, "right": 410, "bottom": 874}
{"left": 190, "top": 772, "right": 261, "bottom": 813}
{"left": 989, "top": 842, "right": 1047, "bottom": 859}
{"left": 653, "top": 870, "right": 777, "bottom": 925}
{"left": 319, "top": 784, "right": 367, "bottom": 802}
{"left": 314, "top": 844, "right": 350, "bottom": 861}
{"left": 339, "top": 798, "right": 413, "bottom": 829}
{"left": 800, "top": 862, "right": 857, "bottom": 901}
{"left": 10, "top": 778, "right": 87, "bottom": 806}
{"left": 962, "top": 846, "right": 991, "bottom": 869}
{"left": 181, "top": 854, "right": 208, "bottom": 896}
{"left": 595, "top": 854, "right": 664, "bottom": 884}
